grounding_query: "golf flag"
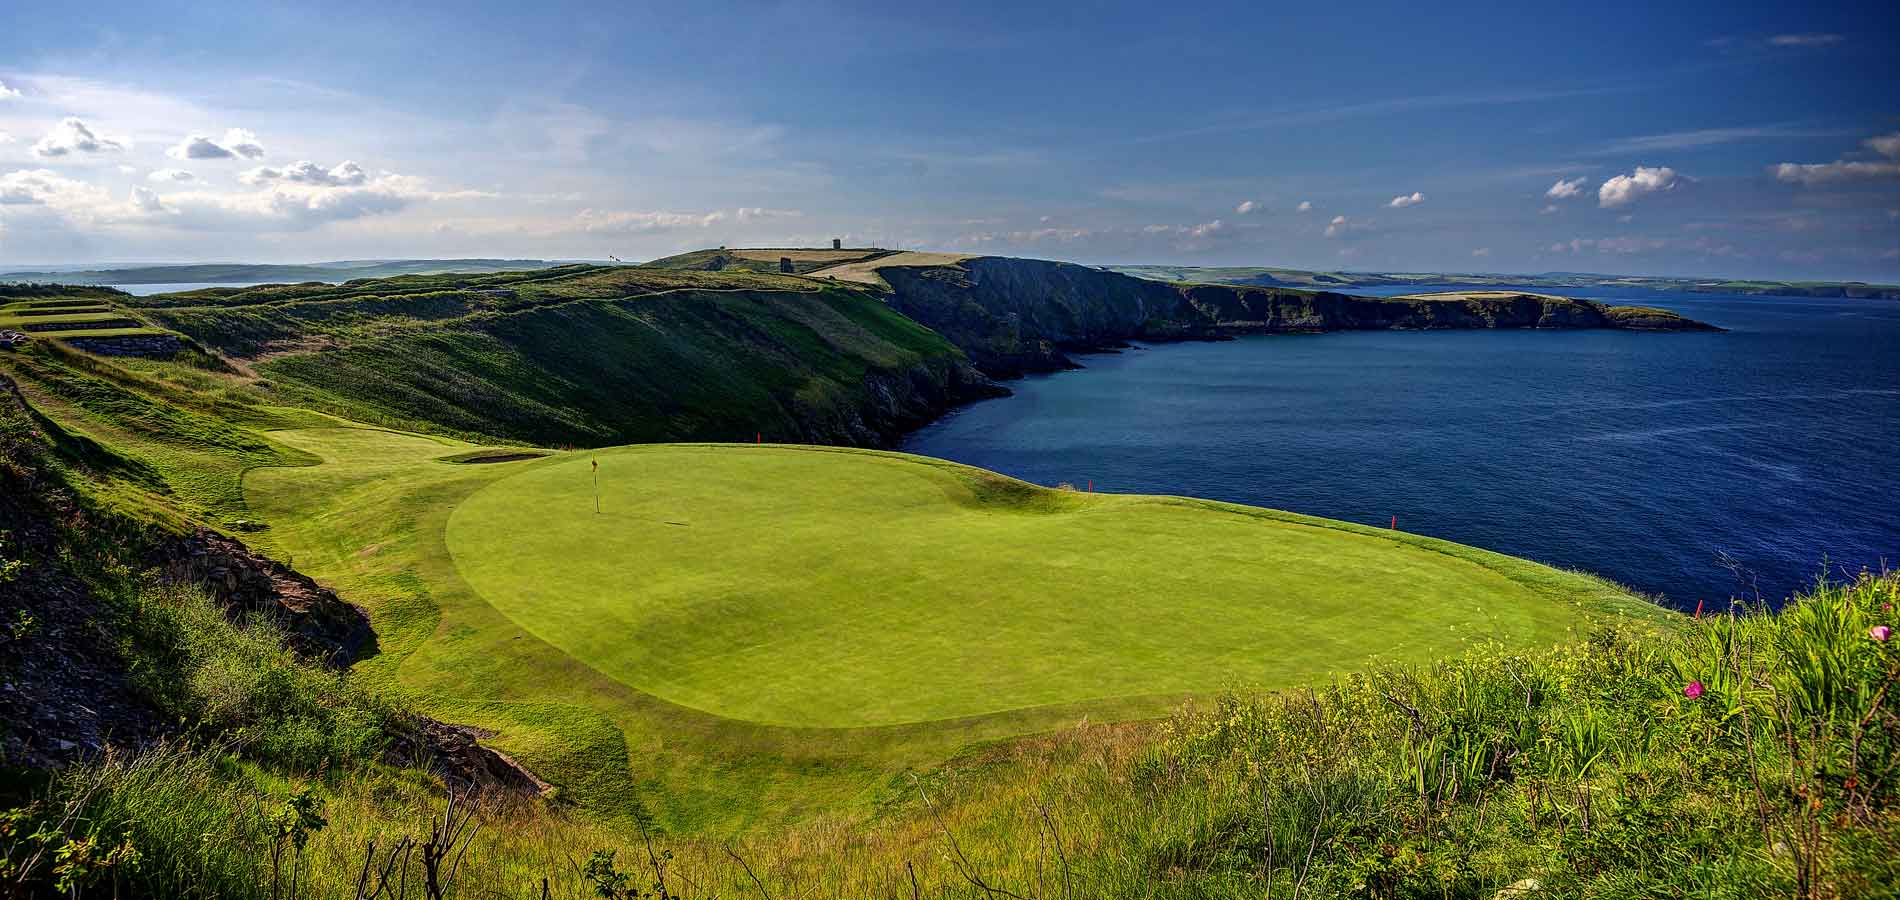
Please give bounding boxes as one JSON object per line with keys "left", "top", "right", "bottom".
{"left": 592, "top": 459, "right": 600, "bottom": 513}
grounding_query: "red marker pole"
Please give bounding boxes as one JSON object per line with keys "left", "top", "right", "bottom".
{"left": 1390, "top": 515, "right": 1397, "bottom": 530}
{"left": 1694, "top": 598, "right": 1704, "bottom": 619}
{"left": 1088, "top": 479, "right": 1093, "bottom": 493}
{"left": 756, "top": 432, "right": 761, "bottom": 444}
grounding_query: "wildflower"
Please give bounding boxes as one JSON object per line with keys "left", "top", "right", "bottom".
{"left": 1872, "top": 625, "right": 1892, "bottom": 643}
{"left": 1683, "top": 681, "right": 1705, "bottom": 699}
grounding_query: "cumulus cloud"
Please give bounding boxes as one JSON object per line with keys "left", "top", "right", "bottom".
{"left": 1235, "top": 199, "right": 1260, "bottom": 215}
{"left": 1387, "top": 191, "right": 1424, "bottom": 208}
{"left": 1297, "top": 200, "right": 1312, "bottom": 212}
{"left": 241, "top": 160, "right": 369, "bottom": 187}
{"left": 1325, "top": 214, "right": 1348, "bottom": 237}
{"left": 0, "top": 168, "right": 143, "bottom": 222}
{"left": 1598, "top": 166, "right": 1680, "bottom": 207}
{"left": 1540, "top": 204, "right": 1559, "bottom": 214}
{"left": 1189, "top": 219, "right": 1225, "bottom": 237}
{"left": 1545, "top": 176, "right": 1587, "bottom": 199}
{"left": 148, "top": 169, "right": 195, "bottom": 183}
{"left": 167, "top": 128, "right": 266, "bottom": 160}
{"left": 1769, "top": 33, "right": 1843, "bottom": 47}
{"left": 33, "top": 118, "right": 126, "bottom": 157}
{"left": 0, "top": 81, "right": 19, "bottom": 100}
{"left": 1772, "top": 133, "right": 1900, "bottom": 184}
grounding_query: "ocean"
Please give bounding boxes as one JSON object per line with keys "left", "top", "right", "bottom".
{"left": 902, "top": 287, "right": 1900, "bottom": 608}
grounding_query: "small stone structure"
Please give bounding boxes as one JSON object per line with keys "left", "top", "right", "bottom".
{"left": 833, "top": 238, "right": 842, "bottom": 250}
{"left": 780, "top": 256, "right": 795, "bottom": 273}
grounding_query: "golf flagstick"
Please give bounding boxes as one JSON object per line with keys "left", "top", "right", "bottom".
{"left": 592, "top": 459, "right": 600, "bottom": 514}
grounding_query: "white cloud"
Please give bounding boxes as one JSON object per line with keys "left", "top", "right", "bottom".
{"left": 1471, "top": 247, "right": 1490, "bottom": 257}
{"left": 0, "top": 132, "right": 12, "bottom": 145}
{"left": 147, "top": 169, "right": 195, "bottom": 183}
{"left": 1771, "top": 133, "right": 1900, "bottom": 185}
{"left": 0, "top": 169, "right": 144, "bottom": 222}
{"left": 1768, "top": 33, "right": 1843, "bottom": 47}
{"left": 1598, "top": 166, "right": 1680, "bottom": 207}
{"left": 1188, "top": 218, "right": 1225, "bottom": 237}
{"left": 1773, "top": 161, "right": 1900, "bottom": 184}
{"left": 241, "top": 160, "right": 369, "bottom": 187}
{"left": 1545, "top": 176, "right": 1587, "bottom": 199}
{"left": 32, "top": 118, "right": 127, "bottom": 157}
{"left": 0, "top": 81, "right": 18, "bottom": 101}
{"left": 1540, "top": 204, "right": 1559, "bottom": 214}
{"left": 1325, "top": 214, "right": 1348, "bottom": 237}
{"left": 1387, "top": 191, "right": 1424, "bottom": 208}
{"left": 1234, "top": 199, "right": 1260, "bottom": 215}
{"left": 574, "top": 207, "right": 801, "bottom": 235}
{"left": 130, "top": 186, "right": 168, "bottom": 215}
{"left": 1296, "top": 200, "right": 1312, "bottom": 212}
{"left": 168, "top": 128, "right": 267, "bottom": 160}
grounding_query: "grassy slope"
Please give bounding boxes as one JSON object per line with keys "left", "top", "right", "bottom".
{"left": 244, "top": 427, "right": 1663, "bottom": 832}
{"left": 448, "top": 444, "right": 1657, "bottom": 728}
{"left": 127, "top": 265, "right": 984, "bottom": 448}
{"left": 643, "top": 247, "right": 893, "bottom": 275}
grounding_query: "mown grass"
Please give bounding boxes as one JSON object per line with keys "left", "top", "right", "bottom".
{"left": 237, "top": 426, "right": 1663, "bottom": 834}
{"left": 448, "top": 443, "right": 1660, "bottom": 728}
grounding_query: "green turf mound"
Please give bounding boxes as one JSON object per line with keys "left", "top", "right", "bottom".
{"left": 446, "top": 444, "right": 1651, "bottom": 728}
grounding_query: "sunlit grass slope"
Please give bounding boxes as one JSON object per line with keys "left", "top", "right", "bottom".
{"left": 247, "top": 426, "right": 1661, "bottom": 827}
{"left": 449, "top": 445, "right": 1658, "bottom": 727}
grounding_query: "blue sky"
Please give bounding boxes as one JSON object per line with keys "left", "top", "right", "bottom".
{"left": 1, "top": 0, "right": 1896, "bottom": 279}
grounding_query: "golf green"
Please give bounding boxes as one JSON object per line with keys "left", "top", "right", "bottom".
{"left": 446, "top": 444, "right": 1626, "bottom": 728}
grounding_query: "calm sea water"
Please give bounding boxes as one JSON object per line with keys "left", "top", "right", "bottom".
{"left": 902, "top": 287, "right": 1900, "bottom": 609}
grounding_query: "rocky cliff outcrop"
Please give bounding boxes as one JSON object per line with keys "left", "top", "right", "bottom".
{"left": 881, "top": 257, "right": 1719, "bottom": 377}
{"left": 156, "top": 528, "right": 376, "bottom": 668}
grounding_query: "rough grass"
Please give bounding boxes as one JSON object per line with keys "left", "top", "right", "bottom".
{"left": 123, "top": 266, "right": 976, "bottom": 449}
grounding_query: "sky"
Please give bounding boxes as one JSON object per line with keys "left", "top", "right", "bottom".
{"left": 0, "top": 0, "right": 1897, "bottom": 280}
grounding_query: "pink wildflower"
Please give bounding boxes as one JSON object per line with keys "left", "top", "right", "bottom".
{"left": 1684, "top": 681, "right": 1705, "bottom": 699}
{"left": 1872, "top": 626, "right": 1892, "bottom": 643}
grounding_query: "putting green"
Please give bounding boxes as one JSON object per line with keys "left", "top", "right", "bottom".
{"left": 446, "top": 444, "right": 1633, "bottom": 728}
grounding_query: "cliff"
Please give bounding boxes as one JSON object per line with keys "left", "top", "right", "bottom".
{"left": 881, "top": 257, "right": 1720, "bottom": 376}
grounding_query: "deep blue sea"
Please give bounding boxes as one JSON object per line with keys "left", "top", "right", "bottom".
{"left": 902, "top": 287, "right": 1900, "bottom": 609}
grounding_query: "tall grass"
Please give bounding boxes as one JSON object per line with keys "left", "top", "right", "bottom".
{"left": 7, "top": 573, "right": 1896, "bottom": 898}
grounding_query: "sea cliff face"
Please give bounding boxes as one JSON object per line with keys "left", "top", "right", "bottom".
{"left": 882, "top": 257, "right": 1719, "bottom": 377}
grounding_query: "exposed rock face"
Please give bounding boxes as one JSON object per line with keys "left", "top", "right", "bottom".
{"left": 794, "top": 356, "right": 1007, "bottom": 447}
{"left": 157, "top": 528, "right": 375, "bottom": 668}
{"left": 881, "top": 257, "right": 1720, "bottom": 377}
{"left": 384, "top": 718, "right": 553, "bottom": 798}
{"left": 61, "top": 334, "right": 191, "bottom": 357}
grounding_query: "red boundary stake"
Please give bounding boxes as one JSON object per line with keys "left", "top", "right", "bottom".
{"left": 1390, "top": 515, "right": 1397, "bottom": 530}
{"left": 756, "top": 432, "right": 760, "bottom": 444}
{"left": 1694, "top": 598, "right": 1704, "bottom": 619}
{"left": 1088, "top": 479, "right": 1093, "bottom": 493}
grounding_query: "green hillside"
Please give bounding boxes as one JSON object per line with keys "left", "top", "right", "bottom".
{"left": 123, "top": 264, "right": 999, "bottom": 447}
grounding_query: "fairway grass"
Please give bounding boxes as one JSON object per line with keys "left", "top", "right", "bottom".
{"left": 246, "top": 428, "right": 1665, "bottom": 829}
{"left": 450, "top": 445, "right": 1641, "bottom": 727}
